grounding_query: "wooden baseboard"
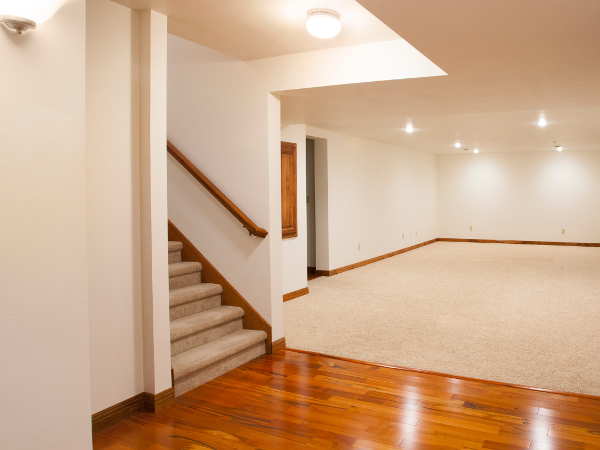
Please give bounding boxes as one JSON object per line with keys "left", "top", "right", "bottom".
{"left": 272, "top": 337, "right": 286, "bottom": 354}
{"left": 283, "top": 348, "right": 600, "bottom": 401}
{"left": 315, "top": 269, "right": 332, "bottom": 277}
{"left": 169, "top": 220, "right": 273, "bottom": 353}
{"left": 307, "top": 267, "right": 316, "bottom": 275}
{"left": 438, "top": 238, "right": 600, "bottom": 247}
{"left": 92, "top": 386, "right": 175, "bottom": 434}
{"left": 143, "top": 387, "right": 175, "bottom": 413}
{"left": 91, "top": 393, "right": 144, "bottom": 434}
{"left": 283, "top": 287, "right": 309, "bottom": 302}
{"left": 313, "top": 237, "right": 599, "bottom": 279}
{"left": 316, "top": 239, "right": 438, "bottom": 277}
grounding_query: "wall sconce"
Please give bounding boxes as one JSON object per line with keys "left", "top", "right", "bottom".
{"left": 0, "top": 0, "right": 72, "bottom": 34}
{"left": 0, "top": 15, "right": 36, "bottom": 34}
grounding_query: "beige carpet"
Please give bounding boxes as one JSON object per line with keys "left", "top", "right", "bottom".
{"left": 284, "top": 242, "right": 600, "bottom": 396}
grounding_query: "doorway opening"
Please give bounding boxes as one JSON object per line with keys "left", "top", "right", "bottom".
{"left": 306, "top": 138, "right": 319, "bottom": 280}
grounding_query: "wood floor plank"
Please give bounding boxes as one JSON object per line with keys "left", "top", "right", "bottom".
{"left": 93, "top": 350, "right": 600, "bottom": 450}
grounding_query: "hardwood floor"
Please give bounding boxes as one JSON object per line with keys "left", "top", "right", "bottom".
{"left": 93, "top": 350, "right": 600, "bottom": 450}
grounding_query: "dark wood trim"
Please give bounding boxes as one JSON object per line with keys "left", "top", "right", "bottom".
{"left": 143, "top": 388, "right": 175, "bottom": 413}
{"left": 316, "top": 239, "right": 438, "bottom": 277}
{"left": 315, "top": 269, "right": 332, "bottom": 277}
{"left": 283, "top": 287, "right": 309, "bottom": 302}
{"left": 92, "top": 386, "right": 175, "bottom": 434}
{"left": 281, "top": 141, "right": 298, "bottom": 239}
{"left": 167, "top": 141, "right": 268, "bottom": 238}
{"left": 311, "top": 237, "right": 600, "bottom": 278}
{"left": 92, "top": 393, "right": 144, "bottom": 434}
{"left": 438, "top": 237, "right": 600, "bottom": 247}
{"left": 168, "top": 220, "right": 273, "bottom": 353}
{"left": 284, "top": 348, "right": 600, "bottom": 401}
{"left": 307, "top": 267, "right": 316, "bottom": 275}
{"left": 272, "top": 337, "right": 286, "bottom": 354}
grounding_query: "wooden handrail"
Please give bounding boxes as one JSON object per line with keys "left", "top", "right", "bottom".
{"left": 167, "top": 141, "right": 268, "bottom": 238}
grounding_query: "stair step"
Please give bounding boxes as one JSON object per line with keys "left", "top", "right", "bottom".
{"left": 169, "top": 261, "right": 202, "bottom": 278}
{"left": 169, "top": 250, "right": 182, "bottom": 264}
{"left": 172, "top": 329, "right": 267, "bottom": 382}
{"left": 170, "top": 283, "right": 223, "bottom": 308}
{"left": 168, "top": 241, "right": 183, "bottom": 252}
{"left": 170, "top": 306, "right": 244, "bottom": 342}
{"left": 170, "top": 306, "right": 244, "bottom": 356}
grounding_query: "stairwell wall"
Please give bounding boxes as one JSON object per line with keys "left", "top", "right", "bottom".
{"left": 166, "top": 36, "right": 284, "bottom": 340}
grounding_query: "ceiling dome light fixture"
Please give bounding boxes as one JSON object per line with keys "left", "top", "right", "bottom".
{"left": 405, "top": 123, "right": 414, "bottom": 133}
{"left": 556, "top": 146, "right": 563, "bottom": 152}
{"left": 474, "top": 148, "right": 479, "bottom": 154}
{"left": 455, "top": 142, "right": 461, "bottom": 148}
{"left": 538, "top": 117, "right": 547, "bottom": 127}
{"left": 306, "top": 9, "right": 341, "bottom": 39}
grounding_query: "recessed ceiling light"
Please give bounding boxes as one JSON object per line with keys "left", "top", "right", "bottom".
{"left": 538, "top": 117, "right": 547, "bottom": 127}
{"left": 556, "top": 146, "right": 563, "bottom": 152}
{"left": 405, "top": 123, "right": 414, "bottom": 133}
{"left": 455, "top": 142, "right": 461, "bottom": 148}
{"left": 474, "top": 149, "right": 479, "bottom": 154}
{"left": 306, "top": 9, "right": 341, "bottom": 39}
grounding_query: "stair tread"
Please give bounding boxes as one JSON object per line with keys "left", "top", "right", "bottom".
{"left": 170, "top": 283, "right": 223, "bottom": 307}
{"left": 170, "top": 306, "right": 244, "bottom": 341}
{"left": 169, "top": 261, "right": 202, "bottom": 278}
{"left": 172, "top": 329, "right": 267, "bottom": 380}
{"left": 168, "top": 241, "right": 183, "bottom": 252}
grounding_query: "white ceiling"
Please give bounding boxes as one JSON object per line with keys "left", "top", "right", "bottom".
{"left": 109, "top": 0, "right": 400, "bottom": 60}
{"left": 111, "top": 0, "right": 600, "bottom": 154}
{"left": 279, "top": 0, "right": 600, "bottom": 153}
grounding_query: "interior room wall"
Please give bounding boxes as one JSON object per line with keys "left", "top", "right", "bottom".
{"left": 86, "top": 0, "right": 144, "bottom": 414}
{"left": 0, "top": 2, "right": 93, "bottom": 449}
{"left": 313, "top": 138, "right": 331, "bottom": 271}
{"left": 438, "top": 150, "right": 600, "bottom": 243}
{"left": 307, "top": 127, "right": 439, "bottom": 272}
{"left": 306, "top": 139, "right": 317, "bottom": 268}
{"left": 167, "top": 35, "right": 283, "bottom": 338}
{"left": 281, "top": 125, "right": 308, "bottom": 295}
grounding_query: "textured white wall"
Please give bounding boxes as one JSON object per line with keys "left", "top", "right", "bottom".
{"left": 167, "top": 35, "right": 282, "bottom": 336}
{"left": 438, "top": 150, "right": 600, "bottom": 243}
{"left": 86, "top": 0, "right": 144, "bottom": 414}
{"left": 281, "top": 125, "right": 308, "bottom": 295}
{"left": 0, "top": 2, "right": 93, "bottom": 449}
{"left": 307, "top": 128, "right": 439, "bottom": 271}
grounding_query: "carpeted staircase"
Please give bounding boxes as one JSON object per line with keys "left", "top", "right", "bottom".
{"left": 168, "top": 241, "right": 267, "bottom": 396}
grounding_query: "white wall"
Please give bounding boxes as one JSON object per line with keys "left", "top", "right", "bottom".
{"left": 0, "top": 2, "right": 92, "bottom": 449}
{"left": 306, "top": 139, "right": 317, "bottom": 268}
{"left": 167, "top": 35, "right": 283, "bottom": 338}
{"left": 281, "top": 125, "right": 308, "bottom": 295}
{"left": 307, "top": 128, "right": 439, "bottom": 271}
{"left": 314, "top": 138, "right": 331, "bottom": 271}
{"left": 86, "top": 0, "right": 144, "bottom": 414}
{"left": 139, "top": 9, "right": 172, "bottom": 396}
{"left": 438, "top": 150, "right": 600, "bottom": 243}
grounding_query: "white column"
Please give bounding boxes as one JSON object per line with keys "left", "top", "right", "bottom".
{"left": 267, "top": 93, "right": 284, "bottom": 340}
{"left": 139, "top": 9, "right": 172, "bottom": 394}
